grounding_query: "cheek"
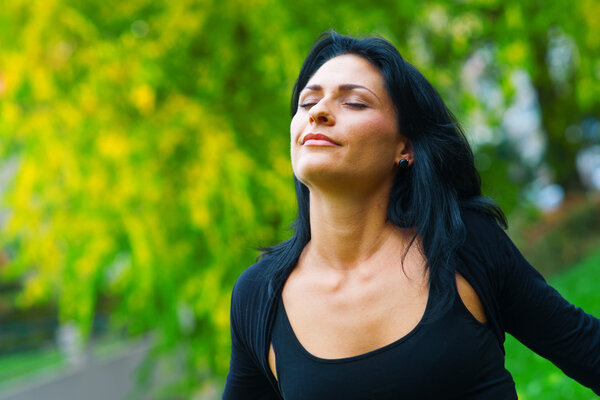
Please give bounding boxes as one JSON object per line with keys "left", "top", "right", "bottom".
{"left": 356, "top": 116, "right": 399, "bottom": 147}
{"left": 290, "top": 113, "right": 303, "bottom": 143}
{"left": 352, "top": 118, "right": 401, "bottom": 165}
{"left": 375, "top": 114, "right": 399, "bottom": 138}
{"left": 290, "top": 115, "right": 302, "bottom": 165}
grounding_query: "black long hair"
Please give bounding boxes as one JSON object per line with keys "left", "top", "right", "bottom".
{"left": 262, "top": 31, "right": 506, "bottom": 317}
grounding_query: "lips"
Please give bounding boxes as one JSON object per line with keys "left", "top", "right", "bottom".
{"left": 302, "top": 133, "right": 339, "bottom": 146}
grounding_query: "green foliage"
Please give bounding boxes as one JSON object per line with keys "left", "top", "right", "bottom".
{"left": 0, "top": 0, "right": 598, "bottom": 396}
{"left": 0, "top": 0, "right": 297, "bottom": 386}
{"left": 511, "top": 198, "right": 600, "bottom": 276}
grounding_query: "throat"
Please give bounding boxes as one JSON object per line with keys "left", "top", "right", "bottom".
{"left": 307, "top": 224, "right": 400, "bottom": 270}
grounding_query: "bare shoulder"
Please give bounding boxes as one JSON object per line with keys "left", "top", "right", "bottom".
{"left": 455, "top": 272, "right": 488, "bottom": 323}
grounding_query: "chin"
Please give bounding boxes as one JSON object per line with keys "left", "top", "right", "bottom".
{"left": 294, "top": 163, "right": 349, "bottom": 188}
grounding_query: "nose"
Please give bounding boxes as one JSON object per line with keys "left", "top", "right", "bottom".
{"left": 308, "top": 101, "right": 335, "bottom": 126}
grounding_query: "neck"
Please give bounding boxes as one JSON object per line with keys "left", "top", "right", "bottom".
{"left": 305, "top": 184, "right": 401, "bottom": 271}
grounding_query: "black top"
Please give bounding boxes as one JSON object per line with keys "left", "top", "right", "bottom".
{"left": 223, "top": 211, "right": 600, "bottom": 399}
{"left": 272, "top": 281, "right": 516, "bottom": 399}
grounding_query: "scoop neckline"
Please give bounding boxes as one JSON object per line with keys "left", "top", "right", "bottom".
{"left": 277, "top": 289, "right": 433, "bottom": 364}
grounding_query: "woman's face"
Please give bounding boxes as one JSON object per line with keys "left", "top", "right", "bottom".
{"left": 290, "top": 54, "right": 411, "bottom": 193}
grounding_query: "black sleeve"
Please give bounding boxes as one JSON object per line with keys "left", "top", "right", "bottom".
{"left": 223, "top": 272, "right": 280, "bottom": 400}
{"left": 470, "top": 213, "right": 600, "bottom": 395}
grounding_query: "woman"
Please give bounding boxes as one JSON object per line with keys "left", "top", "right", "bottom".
{"left": 223, "top": 32, "right": 600, "bottom": 399}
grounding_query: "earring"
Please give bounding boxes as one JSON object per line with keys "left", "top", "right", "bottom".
{"left": 398, "top": 159, "right": 409, "bottom": 169}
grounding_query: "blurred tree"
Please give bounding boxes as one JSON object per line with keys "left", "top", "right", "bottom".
{"left": 0, "top": 0, "right": 598, "bottom": 396}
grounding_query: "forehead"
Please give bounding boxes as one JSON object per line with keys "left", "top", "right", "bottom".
{"left": 305, "top": 54, "right": 386, "bottom": 92}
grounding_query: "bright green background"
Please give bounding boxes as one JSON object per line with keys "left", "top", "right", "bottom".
{"left": 0, "top": 0, "right": 598, "bottom": 397}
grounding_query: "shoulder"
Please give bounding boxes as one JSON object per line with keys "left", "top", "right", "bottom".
{"left": 230, "top": 256, "right": 278, "bottom": 334}
{"left": 460, "top": 208, "right": 509, "bottom": 259}
{"left": 457, "top": 208, "right": 523, "bottom": 286}
{"left": 460, "top": 207, "right": 522, "bottom": 259}
{"left": 231, "top": 257, "right": 276, "bottom": 315}
{"left": 232, "top": 257, "right": 273, "bottom": 297}
{"left": 458, "top": 208, "right": 543, "bottom": 288}
{"left": 461, "top": 208, "right": 505, "bottom": 238}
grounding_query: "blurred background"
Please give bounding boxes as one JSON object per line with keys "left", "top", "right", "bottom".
{"left": 0, "top": 0, "right": 599, "bottom": 398}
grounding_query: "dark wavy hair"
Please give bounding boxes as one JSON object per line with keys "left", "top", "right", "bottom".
{"left": 262, "top": 31, "right": 506, "bottom": 317}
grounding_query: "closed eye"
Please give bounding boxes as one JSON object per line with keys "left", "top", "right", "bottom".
{"left": 299, "top": 102, "right": 367, "bottom": 109}
{"left": 345, "top": 103, "right": 368, "bottom": 109}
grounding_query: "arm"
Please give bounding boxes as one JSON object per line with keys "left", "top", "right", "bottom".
{"left": 498, "top": 234, "right": 600, "bottom": 395}
{"left": 223, "top": 323, "right": 279, "bottom": 399}
{"left": 223, "top": 269, "right": 280, "bottom": 400}
{"left": 470, "top": 214, "right": 600, "bottom": 395}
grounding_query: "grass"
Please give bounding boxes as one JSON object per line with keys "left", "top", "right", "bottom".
{"left": 0, "top": 347, "right": 66, "bottom": 392}
{"left": 0, "top": 335, "right": 138, "bottom": 394}
{"left": 505, "top": 248, "right": 600, "bottom": 399}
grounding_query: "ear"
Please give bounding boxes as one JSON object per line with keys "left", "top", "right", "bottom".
{"left": 395, "top": 135, "right": 414, "bottom": 166}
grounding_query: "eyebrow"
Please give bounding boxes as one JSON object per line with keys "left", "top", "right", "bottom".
{"left": 302, "top": 83, "right": 381, "bottom": 102}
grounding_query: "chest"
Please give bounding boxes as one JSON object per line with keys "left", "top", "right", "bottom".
{"left": 281, "top": 268, "right": 429, "bottom": 359}
{"left": 271, "top": 294, "right": 515, "bottom": 400}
